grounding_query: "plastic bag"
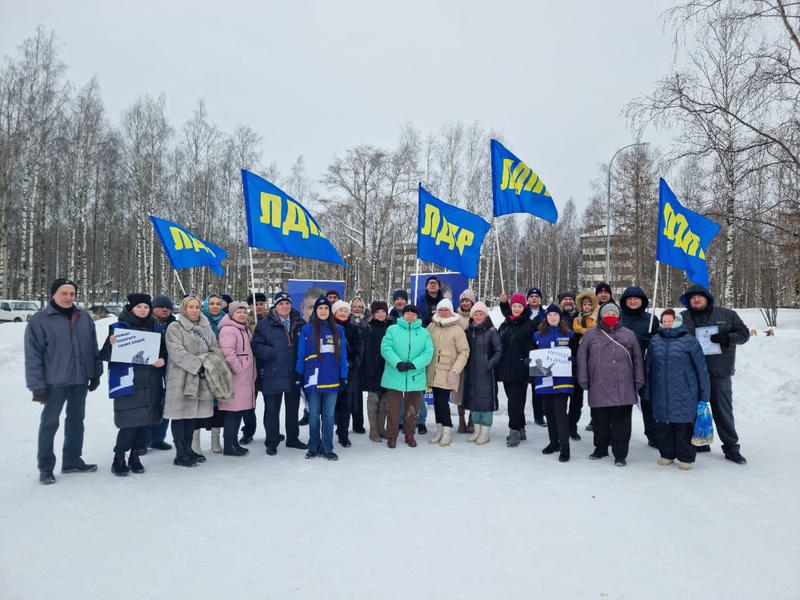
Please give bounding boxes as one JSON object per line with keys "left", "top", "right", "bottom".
{"left": 692, "top": 401, "right": 714, "bottom": 446}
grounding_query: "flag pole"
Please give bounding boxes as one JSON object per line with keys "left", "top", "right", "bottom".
{"left": 249, "top": 247, "right": 258, "bottom": 326}
{"left": 173, "top": 269, "right": 186, "bottom": 297}
{"left": 649, "top": 260, "right": 660, "bottom": 337}
{"left": 493, "top": 217, "right": 505, "bottom": 293}
{"left": 413, "top": 258, "right": 420, "bottom": 305}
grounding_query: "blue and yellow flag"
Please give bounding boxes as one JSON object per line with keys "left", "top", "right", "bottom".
{"left": 417, "top": 184, "right": 491, "bottom": 279}
{"left": 490, "top": 139, "right": 558, "bottom": 223}
{"left": 657, "top": 178, "right": 720, "bottom": 288}
{"left": 242, "top": 169, "right": 346, "bottom": 267}
{"left": 150, "top": 216, "right": 228, "bottom": 277}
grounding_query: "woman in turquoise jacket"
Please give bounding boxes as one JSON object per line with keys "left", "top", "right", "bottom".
{"left": 380, "top": 304, "right": 434, "bottom": 448}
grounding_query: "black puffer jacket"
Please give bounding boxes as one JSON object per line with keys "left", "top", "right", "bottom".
{"left": 362, "top": 318, "right": 390, "bottom": 393}
{"left": 679, "top": 284, "right": 750, "bottom": 378}
{"left": 496, "top": 306, "right": 537, "bottom": 383}
{"left": 251, "top": 307, "right": 305, "bottom": 394}
{"left": 100, "top": 308, "right": 166, "bottom": 429}
{"left": 463, "top": 319, "right": 503, "bottom": 412}
{"left": 620, "top": 286, "right": 658, "bottom": 354}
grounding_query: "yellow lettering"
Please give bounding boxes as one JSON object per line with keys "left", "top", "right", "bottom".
{"left": 663, "top": 201, "right": 705, "bottom": 260}
{"left": 259, "top": 192, "right": 281, "bottom": 227}
{"left": 421, "top": 204, "right": 440, "bottom": 236}
{"left": 455, "top": 228, "right": 474, "bottom": 255}
{"left": 500, "top": 159, "right": 514, "bottom": 191}
{"left": 510, "top": 163, "right": 530, "bottom": 194}
{"left": 435, "top": 217, "right": 457, "bottom": 250}
{"left": 170, "top": 227, "right": 191, "bottom": 250}
{"left": 282, "top": 200, "right": 310, "bottom": 238}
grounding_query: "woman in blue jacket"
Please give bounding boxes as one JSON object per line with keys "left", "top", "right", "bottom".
{"left": 533, "top": 304, "right": 579, "bottom": 463}
{"left": 644, "top": 309, "right": 710, "bottom": 470}
{"left": 295, "top": 296, "right": 348, "bottom": 461}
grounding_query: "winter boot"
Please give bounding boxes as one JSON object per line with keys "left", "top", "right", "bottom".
{"left": 128, "top": 448, "right": 145, "bottom": 474}
{"left": 191, "top": 430, "right": 204, "bottom": 457}
{"left": 378, "top": 404, "right": 388, "bottom": 439}
{"left": 542, "top": 442, "right": 560, "bottom": 455}
{"left": 476, "top": 425, "right": 491, "bottom": 445}
{"left": 439, "top": 426, "right": 452, "bottom": 447}
{"left": 112, "top": 452, "right": 129, "bottom": 476}
{"left": 429, "top": 423, "right": 444, "bottom": 445}
{"left": 223, "top": 442, "right": 249, "bottom": 457}
{"left": 387, "top": 437, "right": 397, "bottom": 449}
{"left": 558, "top": 449, "right": 570, "bottom": 462}
{"left": 678, "top": 461, "right": 692, "bottom": 470}
{"left": 405, "top": 434, "right": 417, "bottom": 447}
{"left": 658, "top": 458, "right": 675, "bottom": 466}
{"left": 368, "top": 412, "right": 381, "bottom": 442}
{"left": 466, "top": 413, "right": 475, "bottom": 434}
{"left": 467, "top": 424, "right": 482, "bottom": 443}
{"left": 173, "top": 442, "right": 198, "bottom": 467}
{"left": 519, "top": 427, "right": 527, "bottom": 441}
{"left": 506, "top": 429, "right": 521, "bottom": 447}
{"left": 457, "top": 407, "right": 467, "bottom": 433}
{"left": 210, "top": 428, "right": 223, "bottom": 453}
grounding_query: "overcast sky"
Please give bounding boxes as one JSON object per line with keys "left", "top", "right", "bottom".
{"left": 0, "top": 0, "right": 677, "bottom": 214}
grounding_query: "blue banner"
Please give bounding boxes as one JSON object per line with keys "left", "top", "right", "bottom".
{"left": 657, "top": 178, "right": 720, "bottom": 288}
{"left": 490, "top": 139, "right": 558, "bottom": 223}
{"left": 150, "top": 216, "right": 228, "bottom": 277}
{"left": 242, "top": 169, "right": 346, "bottom": 267}
{"left": 417, "top": 184, "right": 491, "bottom": 279}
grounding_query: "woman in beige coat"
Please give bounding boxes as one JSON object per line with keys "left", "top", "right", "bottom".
{"left": 164, "top": 296, "right": 224, "bottom": 467}
{"left": 426, "top": 298, "right": 470, "bottom": 446}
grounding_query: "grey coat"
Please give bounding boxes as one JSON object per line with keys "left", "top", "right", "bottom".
{"left": 576, "top": 321, "right": 645, "bottom": 408}
{"left": 25, "top": 304, "right": 103, "bottom": 393}
{"left": 164, "top": 314, "right": 222, "bottom": 420}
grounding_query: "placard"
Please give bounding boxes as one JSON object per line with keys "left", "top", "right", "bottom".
{"left": 110, "top": 330, "right": 162, "bottom": 365}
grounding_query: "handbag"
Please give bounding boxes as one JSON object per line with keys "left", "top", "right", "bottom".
{"left": 692, "top": 401, "right": 715, "bottom": 446}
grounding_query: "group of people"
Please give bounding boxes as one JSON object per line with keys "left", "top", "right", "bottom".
{"left": 24, "top": 274, "right": 750, "bottom": 484}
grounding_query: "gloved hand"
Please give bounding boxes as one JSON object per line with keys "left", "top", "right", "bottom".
{"left": 709, "top": 332, "right": 730, "bottom": 346}
{"left": 396, "top": 361, "right": 409, "bottom": 372}
{"left": 88, "top": 377, "right": 100, "bottom": 391}
{"left": 340, "top": 378, "right": 348, "bottom": 389}
{"left": 294, "top": 372, "right": 303, "bottom": 388}
{"left": 198, "top": 366, "right": 206, "bottom": 379}
{"left": 403, "top": 362, "right": 416, "bottom": 371}
{"left": 446, "top": 370, "right": 458, "bottom": 386}
{"left": 32, "top": 391, "right": 47, "bottom": 404}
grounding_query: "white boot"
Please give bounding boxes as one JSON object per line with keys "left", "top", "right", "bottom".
{"left": 476, "top": 425, "right": 491, "bottom": 445}
{"left": 211, "top": 428, "right": 222, "bottom": 453}
{"left": 429, "top": 423, "right": 444, "bottom": 445}
{"left": 439, "top": 426, "right": 452, "bottom": 447}
{"left": 191, "top": 430, "right": 204, "bottom": 456}
{"left": 467, "top": 424, "right": 482, "bottom": 443}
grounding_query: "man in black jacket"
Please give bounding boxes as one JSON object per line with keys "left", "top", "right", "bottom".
{"left": 680, "top": 284, "right": 750, "bottom": 464}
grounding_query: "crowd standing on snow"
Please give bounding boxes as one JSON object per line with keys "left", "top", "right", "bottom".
{"left": 24, "top": 275, "right": 750, "bottom": 484}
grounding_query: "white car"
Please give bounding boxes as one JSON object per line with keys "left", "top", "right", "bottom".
{"left": 0, "top": 300, "right": 40, "bottom": 323}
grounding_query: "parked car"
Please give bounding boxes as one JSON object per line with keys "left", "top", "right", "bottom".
{"left": 0, "top": 300, "right": 40, "bottom": 323}
{"left": 88, "top": 305, "right": 123, "bottom": 320}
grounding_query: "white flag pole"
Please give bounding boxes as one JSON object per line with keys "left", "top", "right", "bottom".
{"left": 249, "top": 247, "right": 258, "bottom": 326}
{"left": 493, "top": 217, "right": 505, "bottom": 293}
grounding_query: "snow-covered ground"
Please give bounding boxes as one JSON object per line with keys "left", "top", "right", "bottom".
{"left": 0, "top": 308, "right": 797, "bottom": 600}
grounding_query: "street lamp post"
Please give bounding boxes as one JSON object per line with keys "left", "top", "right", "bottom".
{"left": 605, "top": 141, "right": 648, "bottom": 284}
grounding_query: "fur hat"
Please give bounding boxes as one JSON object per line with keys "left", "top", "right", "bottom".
{"left": 227, "top": 301, "right": 248, "bottom": 315}
{"left": 152, "top": 294, "right": 173, "bottom": 309}
{"left": 392, "top": 289, "right": 409, "bottom": 302}
{"left": 50, "top": 277, "right": 78, "bottom": 297}
{"left": 470, "top": 301, "right": 489, "bottom": 317}
{"left": 331, "top": 300, "right": 350, "bottom": 316}
{"left": 125, "top": 293, "right": 152, "bottom": 311}
{"left": 246, "top": 292, "right": 267, "bottom": 305}
{"left": 436, "top": 298, "right": 454, "bottom": 312}
{"left": 459, "top": 289, "right": 476, "bottom": 304}
{"left": 370, "top": 300, "right": 389, "bottom": 314}
{"left": 509, "top": 293, "right": 527, "bottom": 307}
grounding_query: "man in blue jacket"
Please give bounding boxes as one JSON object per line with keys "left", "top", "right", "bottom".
{"left": 25, "top": 278, "right": 103, "bottom": 484}
{"left": 680, "top": 284, "right": 750, "bottom": 465}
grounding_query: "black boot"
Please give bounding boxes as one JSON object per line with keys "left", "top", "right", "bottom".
{"left": 173, "top": 441, "right": 198, "bottom": 467}
{"left": 128, "top": 448, "right": 145, "bottom": 474}
{"left": 223, "top": 442, "right": 249, "bottom": 457}
{"left": 112, "top": 452, "right": 129, "bottom": 476}
{"left": 542, "top": 442, "right": 560, "bottom": 455}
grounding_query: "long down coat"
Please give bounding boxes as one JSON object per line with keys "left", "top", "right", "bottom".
{"left": 644, "top": 325, "right": 710, "bottom": 423}
{"left": 164, "top": 313, "right": 223, "bottom": 420}
{"left": 218, "top": 314, "right": 257, "bottom": 412}
{"left": 462, "top": 318, "right": 502, "bottom": 412}
{"left": 426, "top": 313, "right": 470, "bottom": 391}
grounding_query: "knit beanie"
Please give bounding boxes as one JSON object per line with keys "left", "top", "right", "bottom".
{"left": 125, "top": 293, "right": 152, "bottom": 311}
{"left": 313, "top": 295, "right": 332, "bottom": 311}
{"left": 545, "top": 303, "right": 562, "bottom": 317}
{"left": 272, "top": 291, "right": 291, "bottom": 307}
{"left": 527, "top": 287, "right": 543, "bottom": 300}
{"left": 325, "top": 289, "right": 341, "bottom": 300}
{"left": 557, "top": 291, "right": 575, "bottom": 302}
{"left": 599, "top": 302, "right": 620, "bottom": 318}
{"left": 459, "top": 289, "right": 476, "bottom": 304}
{"left": 220, "top": 294, "right": 234, "bottom": 306}
{"left": 595, "top": 282, "right": 612, "bottom": 296}
{"left": 470, "top": 301, "right": 489, "bottom": 317}
{"left": 509, "top": 293, "right": 527, "bottom": 307}
{"left": 402, "top": 304, "right": 420, "bottom": 315}
{"left": 426, "top": 276, "right": 441, "bottom": 286}
{"left": 227, "top": 301, "right": 248, "bottom": 315}
{"left": 50, "top": 277, "right": 78, "bottom": 297}
{"left": 370, "top": 300, "right": 389, "bottom": 314}
{"left": 436, "top": 298, "right": 454, "bottom": 312}
{"left": 392, "top": 289, "right": 409, "bottom": 302}
{"left": 152, "top": 294, "right": 173, "bottom": 308}
{"left": 331, "top": 300, "right": 350, "bottom": 316}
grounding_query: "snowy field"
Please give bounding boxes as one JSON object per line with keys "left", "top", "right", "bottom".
{"left": 0, "top": 308, "right": 798, "bottom": 600}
